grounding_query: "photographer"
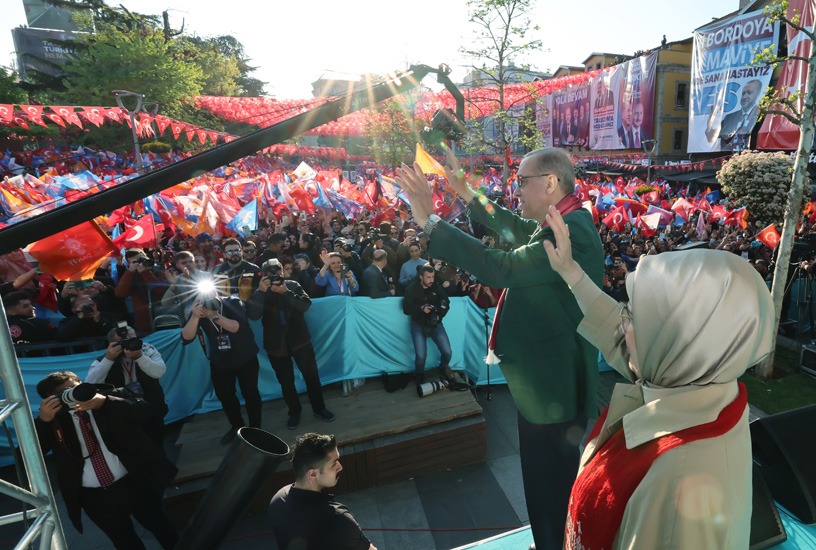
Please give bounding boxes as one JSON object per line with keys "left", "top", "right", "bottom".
{"left": 34, "top": 371, "right": 178, "bottom": 549}
{"left": 247, "top": 259, "right": 334, "bottom": 430}
{"left": 605, "top": 253, "right": 629, "bottom": 302}
{"left": 114, "top": 248, "right": 163, "bottom": 332}
{"left": 335, "top": 238, "right": 364, "bottom": 282}
{"left": 315, "top": 251, "right": 358, "bottom": 297}
{"left": 181, "top": 283, "right": 262, "bottom": 445}
{"left": 211, "top": 238, "right": 259, "bottom": 301}
{"left": 56, "top": 294, "right": 118, "bottom": 342}
{"left": 86, "top": 324, "right": 168, "bottom": 447}
{"left": 402, "top": 265, "right": 452, "bottom": 387}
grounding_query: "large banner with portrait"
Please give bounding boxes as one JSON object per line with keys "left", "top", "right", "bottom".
{"left": 590, "top": 52, "right": 657, "bottom": 150}
{"left": 552, "top": 81, "right": 590, "bottom": 148}
{"left": 689, "top": 10, "right": 779, "bottom": 153}
{"left": 536, "top": 95, "right": 553, "bottom": 148}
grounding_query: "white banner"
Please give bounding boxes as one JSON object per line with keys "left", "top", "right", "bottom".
{"left": 689, "top": 10, "right": 779, "bottom": 152}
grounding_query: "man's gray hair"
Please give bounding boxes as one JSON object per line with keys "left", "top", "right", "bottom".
{"left": 523, "top": 148, "right": 575, "bottom": 195}
{"left": 106, "top": 325, "right": 135, "bottom": 342}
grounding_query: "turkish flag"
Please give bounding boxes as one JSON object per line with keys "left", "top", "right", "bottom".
{"left": 0, "top": 104, "right": 13, "bottom": 123}
{"left": 21, "top": 105, "right": 48, "bottom": 127}
{"left": 602, "top": 206, "right": 627, "bottom": 232}
{"left": 432, "top": 192, "right": 452, "bottom": 218}
{"left": 671, "top": 198, "right": 695, "bottom": 221}
{"left": 756, "top": 224, "right": 780, "bottom": 249}
{"left": 641, "top": 191, "right": 659, "bottom": 205}
{"left": 29, "top": 220, "right": 118, "bottom": 281}
{"left": 51, "top": 106, "right": 82, "bottom": 128}
{"left": 288, "top": 187, "right": 316, "bottom": 214}
{"left": 113, "top": 215, "right": 156, "bottom": 249}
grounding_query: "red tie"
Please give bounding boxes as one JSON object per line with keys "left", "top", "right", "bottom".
{"left": 77, "top": 411, "right": 115, "bottom": 488}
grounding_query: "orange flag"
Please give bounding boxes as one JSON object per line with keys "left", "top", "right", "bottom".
{"left": 415, "top": 143, "right": 445, "bottom": 177}
{"left": 756, "top": 224, "right": 780, "bottom": 249}
{"left": 29, "top": 220, "right": 118, "bottom": 281}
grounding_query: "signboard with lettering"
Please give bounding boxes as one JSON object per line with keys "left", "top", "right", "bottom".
{"left": 689, "top": 10, "right": 780, "bottom": 153}
{"left": 12, "top": 27, "right": 78, "bottom": 80}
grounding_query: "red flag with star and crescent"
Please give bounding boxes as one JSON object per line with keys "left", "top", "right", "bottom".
{"left": 756, "top": 224, "right": 780, "bottom": 249}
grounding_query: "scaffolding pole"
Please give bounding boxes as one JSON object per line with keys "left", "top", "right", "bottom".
{"left": 0, "top": 300, "right": 67, "bottom": 549}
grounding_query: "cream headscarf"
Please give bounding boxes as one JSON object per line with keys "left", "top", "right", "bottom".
{"left": 625, "top": 249, "right": 774, "bottom": 388}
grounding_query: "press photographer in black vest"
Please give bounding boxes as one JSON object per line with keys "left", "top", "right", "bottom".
{"left": 181, "top": 277, "right": 262, "bottom": 445}
{"left": 86, "top": 323, "right": 168, "bottom": 447}
{"left": 247, "top": 259, "right": 334, "bottom": 430}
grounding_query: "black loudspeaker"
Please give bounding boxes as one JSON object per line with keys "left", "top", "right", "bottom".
{"left": 799, "top": 344, "right": 816, "bottom": 378}
{"left": 750, "top": 466, "right": 787, "bottom": 550}
{"left": 751, "top": 405, "right": 816, "bottom": 524}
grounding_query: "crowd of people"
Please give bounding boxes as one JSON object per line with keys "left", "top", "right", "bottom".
{"left": 2, "top": 143, "right": 800, "bottom": 549}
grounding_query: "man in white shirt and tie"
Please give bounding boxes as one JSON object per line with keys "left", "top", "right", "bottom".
{"left": 35, "top": 371, "right": 178, "bottom": 549}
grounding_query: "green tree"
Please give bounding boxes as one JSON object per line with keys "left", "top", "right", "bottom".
{"left": 460, "top": 0, "right": 545, "bottom": 181}
{"left": 750, "top": 0, "right": 816, "bottom": 379}
{"left": 365, "top": 97, "right": 421, "bottom": 170}
{"left": 57, "top": 24, "right": 203, "bottom": 117}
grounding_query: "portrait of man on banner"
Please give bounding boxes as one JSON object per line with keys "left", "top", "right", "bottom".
{"left": 688, "top": 10, "right": 779, "bottom": 153}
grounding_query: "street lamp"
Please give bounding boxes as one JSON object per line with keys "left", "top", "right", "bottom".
{"left": 642, "top": 139, "right": 658, "bottom": 183}
{"left": 113, "top": 90, "right": 147, "bottom": 174}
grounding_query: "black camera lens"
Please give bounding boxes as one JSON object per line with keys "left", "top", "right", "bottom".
{"left": 81, "top": 304, "right": 95, "bottom": 314}
{"left": 342, "top": 244, "right": 353, "bottom": 252}
{"left": 119, "top": 337, "right": 143, "bottom": 351}
{"left": 59, "top": 383, "right": 97, "bottom": 406}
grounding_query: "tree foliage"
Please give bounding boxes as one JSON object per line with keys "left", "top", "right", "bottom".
{"left": 718, "top": 150, "right": 810, "bottom": 228}
{"left": 364, "top": 98, "right": 421, "bottom": 169}
{"left": 460, "top": 0, "right": 545, "bottom": 178}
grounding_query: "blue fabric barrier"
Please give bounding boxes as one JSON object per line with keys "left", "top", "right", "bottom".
{"left": 2, "top": 297, "right": 504, "bottom": 466}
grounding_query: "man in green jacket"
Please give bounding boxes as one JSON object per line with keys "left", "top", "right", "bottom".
{"left": 397, "top": 147, "right": 604, "bottom": 550}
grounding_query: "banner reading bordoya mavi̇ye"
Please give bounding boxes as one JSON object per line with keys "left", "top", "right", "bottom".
{"left": 689, "top": 10, "right": 779, "bottom": 153}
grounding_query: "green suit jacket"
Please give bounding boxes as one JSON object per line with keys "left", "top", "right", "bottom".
{"left": 428, "top": 197, "right": 605, "bottom": 424}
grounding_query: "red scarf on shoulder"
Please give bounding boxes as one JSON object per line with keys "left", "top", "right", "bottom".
{"left": 565, "top": 382, "right": 748, "bottom": 550}
{"left": 487, "top": 194, "right": 584, "bottom": 356}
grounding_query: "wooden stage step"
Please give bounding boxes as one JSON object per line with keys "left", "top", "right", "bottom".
{"left": 166, "top": 380, "right": 487, "bottom": 519}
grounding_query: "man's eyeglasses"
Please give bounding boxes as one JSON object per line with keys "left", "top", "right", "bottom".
{"left": 517, "top": 173, "right": 558, "bottom": 189}
{"left": 224, "top": 249, "right": 242, "bottom": 256}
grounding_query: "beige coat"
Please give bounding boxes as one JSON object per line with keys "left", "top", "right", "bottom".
{"left": 569, "top": 274, "right": 753, "bottom": 549}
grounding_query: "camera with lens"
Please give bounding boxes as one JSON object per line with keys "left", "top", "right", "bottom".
{"left": 118, "top": 337, "right": 143, "bottom": 352}
{"left": 81, "top": 304, "right": 95, "bottom": 315}
{"left": 416, "top": 377, "right": 449, "bottom": 398}
{"left": 261, "top": 265, "right": 284, "bottom": 285}
{"left": 425, "top": 305, "right": 441, "bottom": 327}
{"left": 341, "top": 243, "right": 353, "bottom": 253}
{"left": 199, "top": 295, "right": 221, "bottom": 311}
{"left": 59, "top": 383, "right": 97, "bottom": 406}
{"left": 133, "top": 257, "right": 155, "bottom": 268}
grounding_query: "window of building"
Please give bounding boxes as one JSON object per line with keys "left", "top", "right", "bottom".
{"left": 673, "top": 129, "right": 685, "bottom": 151}
{"left": 675, "top": 82, "right": 688, "bottom": 109}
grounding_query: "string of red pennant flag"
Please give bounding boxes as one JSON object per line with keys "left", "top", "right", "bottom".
{"left": 0, "top": 104, "right": 234, "bottom": 147}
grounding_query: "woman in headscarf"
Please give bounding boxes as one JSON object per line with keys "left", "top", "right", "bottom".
{"left": 542, "top": 205, "right": 773, "bottom": 550}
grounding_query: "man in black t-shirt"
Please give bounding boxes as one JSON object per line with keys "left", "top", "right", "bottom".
{"left": 268, "top": 433, "right": 375, "bottom": 550}
{"left": 4, "top": 291, "right": 56, "bottom": 345}
{"left": 181, "top": 289, "right": 261, "bottom": 445}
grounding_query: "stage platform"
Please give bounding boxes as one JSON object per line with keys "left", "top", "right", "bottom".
{"left": 166, "top": 380, "right": 486, "bottom": 520}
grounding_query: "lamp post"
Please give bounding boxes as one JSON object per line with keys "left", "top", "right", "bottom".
{"left": 113, "top": 90, "right": 146, "bottom": 175}
{"left": 642, "top": 139, "right": 658, "bottom": 183}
